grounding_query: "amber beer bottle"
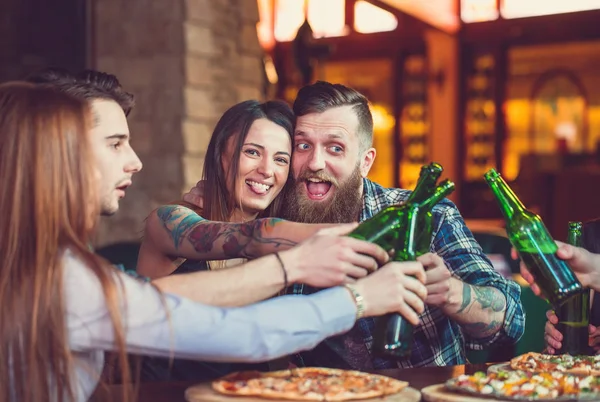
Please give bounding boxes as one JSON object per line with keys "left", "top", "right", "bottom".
{"left": 556, "top": 221, "right": 590, "bottom": 355}
{"left": 484, "top": 169, "right": 584, "bottom": 306}
{"left": 372, "top": 179, "right": 455, "bottom": 357}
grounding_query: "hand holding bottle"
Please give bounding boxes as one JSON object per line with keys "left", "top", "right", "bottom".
{"left": 352, "top": 261, "right": 428, "bottom": 325}
{"left": 520, "top": 242, "right": 600, "bottom": 294}
{"left": 417, "top": 253, "right": 455, "bottom": 307}
{"left": 282, "top": 224, "right": 390, "bottom": 287}
{"left": 589, "top": 325, "right": 600, "bottom": 354}
{"left": 544, "top": 310, "right": 600, "bottom": 355}
{"left": 543, "top": 309, "right": 562, "bottom": 354}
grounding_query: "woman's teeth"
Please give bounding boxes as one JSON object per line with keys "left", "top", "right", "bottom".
{"left": 246, "top": 180, "right": 271, "bottom": 193}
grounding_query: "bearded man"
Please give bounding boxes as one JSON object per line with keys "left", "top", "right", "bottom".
{"left": 278, "top": 81, "right": 525, "bottom": 370}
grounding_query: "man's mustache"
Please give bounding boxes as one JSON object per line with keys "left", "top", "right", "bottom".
{"left": 296, "top": 171, "right": 339, "bottom": 187}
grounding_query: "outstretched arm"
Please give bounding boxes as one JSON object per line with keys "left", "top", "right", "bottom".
{"left": 138, "top": 204, "right": 329, "bottom": 279}
{"left": 138, "top": 206, "right": 391, "bottom": 307}
{"left": 153, "top": 205, "right": 306, "bottom": 259}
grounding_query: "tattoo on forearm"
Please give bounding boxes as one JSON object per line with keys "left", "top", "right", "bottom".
{"left": 156, "top": 205, "right": 298, "bottom": 258}
{"left": 157, "top": 206, "right": 205, "bottom": 249}
{"left": 462, "top": 320, "right": 502, "bottom": 338}
{"left": 456, "top": 283, "right": 506, "bottom": 314}
{"left": 472, "top": 286, "right": 506, "bottom": 312}
{"left": 457, "top": 282, "right": 472, "bottom": 313}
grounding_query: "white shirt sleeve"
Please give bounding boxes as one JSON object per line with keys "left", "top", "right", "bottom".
{"left": 64, "top": 251, "right": 357, "bottom": 363}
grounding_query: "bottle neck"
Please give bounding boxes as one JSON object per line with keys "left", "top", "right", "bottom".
{"left": 418, "top": 180, "right": 455, "bottom": 211}
{"left": 567, "top": 222, "right": 583, "bottom": 247}
{"left": 408, "top": 164, "right": 443, "bottom": 204}
{"left": 484, "top": 172, "right": 526, "bottom": 221}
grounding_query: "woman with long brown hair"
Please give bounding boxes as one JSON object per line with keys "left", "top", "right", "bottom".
{"left": 0, "top": 82, "right": 428, "bottom": 401}
{"left": 139, "top": 99, "right": 296, "bottom": 276}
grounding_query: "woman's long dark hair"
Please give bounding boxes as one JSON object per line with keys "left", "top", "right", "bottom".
{"left": 202, "top": 100, "right": 295, "bottom": 222}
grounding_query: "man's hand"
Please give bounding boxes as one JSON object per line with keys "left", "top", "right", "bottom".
{"left": 589, "top": 325, "right": 600, "bottom": 354}
{"left": 544, "top": 310, "right": 600, "bottom": 355}
{"left": 416, "top": 253, "right": 507, "bottom": 338}
{"left": 543, "top": 310, "right": 562, "bottom": 354}
{"left": 353, "top": 261, "right": 428, "bottom": 325}
{"left": 417, "top": 253, "right": 459, "bottom": 308}
{"left": 182, "top": 180, "right": 205, "bottom": 209}
{"left": 280, "top": 224, "right": 390, "bottom": 288}
{"left": 519, "top": 243, "right": 600, "bottom": 295}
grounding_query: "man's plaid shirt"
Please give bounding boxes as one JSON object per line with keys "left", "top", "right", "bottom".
{"left": 289, "top": 178, "right": 525, "bottom": 370}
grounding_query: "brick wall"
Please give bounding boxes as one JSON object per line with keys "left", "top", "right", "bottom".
{"left": 93, "top": 0, "right": 266, "bottom": 246}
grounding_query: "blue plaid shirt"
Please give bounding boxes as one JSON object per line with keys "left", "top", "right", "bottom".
{"left": 289, "top": 178, "right": 525, "bottom": 370}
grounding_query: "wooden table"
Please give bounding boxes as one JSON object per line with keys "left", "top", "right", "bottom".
{"left": 96, "top": 363, "right": 492, "bottom": 402}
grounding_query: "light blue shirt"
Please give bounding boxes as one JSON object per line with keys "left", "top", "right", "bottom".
{"left": 63, "top": 250, "right": 357, "bottom": 401}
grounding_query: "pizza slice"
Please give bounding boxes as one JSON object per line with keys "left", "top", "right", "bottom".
{"left": 510, "top": 352, "right": 597, "bottom": 376}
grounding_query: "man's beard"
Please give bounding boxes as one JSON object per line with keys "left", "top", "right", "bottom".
{"left": 283, "top": 166, "right": 364, "bottom": 224}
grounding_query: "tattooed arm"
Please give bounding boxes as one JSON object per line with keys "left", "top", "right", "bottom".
{"left": 422, "top": 198, "right": 524, "bottom": 346}
{"left": 137, "top": 205, "right": 388, "bottom": 307}
{"left": 419, "top": 253, "right": 507, "bottom": 339}
{"left": 445, "top": 279, "right": 507, "bottom": 339}
{"left": 138, "top": 204, "right": 327, "bottom": 278}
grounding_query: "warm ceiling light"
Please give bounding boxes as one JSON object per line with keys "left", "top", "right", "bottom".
{"left": 501, "top": 0, "right": 600, "bottom": 19}
{"left": 354, "top": 1, "right": 398, "bottom": 34}
{"left": 461, "top": 0, "right": 499, "bottom": 22}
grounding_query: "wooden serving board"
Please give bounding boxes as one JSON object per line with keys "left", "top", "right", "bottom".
{"left": 422, "top": 384, "right": 512, "bottom": 402}
{"left": 185, "top": 383, "right": 421, "bottom": 402}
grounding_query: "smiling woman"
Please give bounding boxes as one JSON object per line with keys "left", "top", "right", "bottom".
{"left": 200, "top": 100, "right": 293, "bottom": 227}
{"left": 219, "top": 114, "right": 292, "bottom": 223}
{"left": 135, "top": 99, "right": 295, "bottom": 382}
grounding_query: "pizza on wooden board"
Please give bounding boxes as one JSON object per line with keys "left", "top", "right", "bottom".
{"left": 510, "top": 352, "right": 600, "bottom": 376}
{"left": 446, "top": 370, "right": 600, "bottom": 400}
{"left": 211, "top": 367, "right": 408, "bottom": 401}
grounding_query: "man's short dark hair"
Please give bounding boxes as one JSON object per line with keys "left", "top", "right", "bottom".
{"left": 293, "top": 81, "right": 373, "bottom": 151}
{"left": 25, "top": 68, "right": 135, "bottom": 116}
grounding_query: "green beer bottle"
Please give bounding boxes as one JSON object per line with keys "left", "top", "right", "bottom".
{"left": 348, "top": 162, "right": 443, "bottom": 250}
{"left": 373, "top": 179, "right": 455, "bottom": 357}
{"left": 407, "top": 162, "right": 444, "bottom": 204}
{"left": 484, "top": 169, "right": 584, "bottom": 306}
{"left": 567, "top": 222, "right": 583, "bottom": 247}
{"left": 556, "top": 221, "right": 590, "bottom": 355}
